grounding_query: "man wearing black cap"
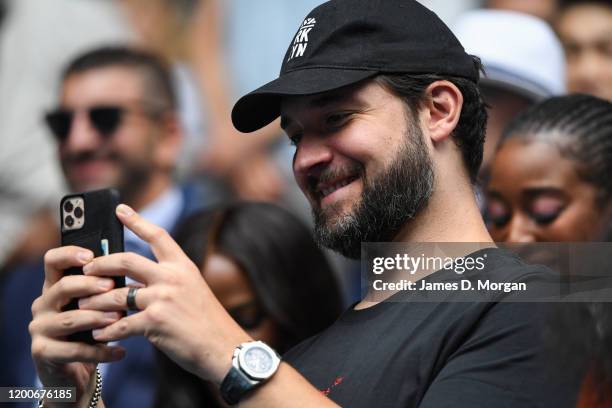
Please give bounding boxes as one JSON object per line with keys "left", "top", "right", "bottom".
{"left": 31, "top": 1, "right": 574, "bottom": 407}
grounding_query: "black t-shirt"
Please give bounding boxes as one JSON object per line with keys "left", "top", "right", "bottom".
{"left": 284, "top": 248, "right": 579, "bottom": 408}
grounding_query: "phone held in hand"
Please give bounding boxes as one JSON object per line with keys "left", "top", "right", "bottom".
{"left": 60, "top": 188, "right": 126, "bottom": 343}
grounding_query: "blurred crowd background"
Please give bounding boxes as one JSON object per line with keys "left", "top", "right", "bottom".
{"left": 0, "top": 0, "right": 611, "bottom": 407}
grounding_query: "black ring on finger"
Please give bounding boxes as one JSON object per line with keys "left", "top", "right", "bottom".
{"left": 126, "top": 287, "right": 139, "bottom": 311}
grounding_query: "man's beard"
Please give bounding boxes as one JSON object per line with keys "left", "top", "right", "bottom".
{"left": 312, "top": 124, "right": 435, "bottom": 259}
{"left": 62, "top": 148, "right": 154, "bottom": 203}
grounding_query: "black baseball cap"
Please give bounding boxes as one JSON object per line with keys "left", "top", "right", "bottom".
{"left": 231, "top": 0, "right": 479, "bottom": 133}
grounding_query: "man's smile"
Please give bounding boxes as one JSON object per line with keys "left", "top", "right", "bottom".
{"left": 308, "top": 165, "right": 363, "bottom": 208}
{"left": 318, "top": 174, "right": 359, "bottom": 197}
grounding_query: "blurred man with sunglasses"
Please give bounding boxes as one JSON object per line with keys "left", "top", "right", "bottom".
{"left": 1, "top": 46, "right": 205, "bottom": 407}
{"left": 46, "top": 48, "right": 180, "bottom": 209}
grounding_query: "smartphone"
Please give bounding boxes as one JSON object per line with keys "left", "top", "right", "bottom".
{"left": 60, "top": 188, "right": 126, "bottom": 343}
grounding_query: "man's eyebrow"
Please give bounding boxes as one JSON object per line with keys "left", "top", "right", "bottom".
{"left": 280, "top": 90, "right": 363, "bottom": 130}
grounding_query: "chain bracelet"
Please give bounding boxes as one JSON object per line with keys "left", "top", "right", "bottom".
{"left": 38, "top": 367, "right": 102, "bottom": 408}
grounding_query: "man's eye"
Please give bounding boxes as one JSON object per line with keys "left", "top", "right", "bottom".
{"left": 288, "top": 132, "right": 303, "bottom": 146}
{"left": 325, "top": 112, "right": 351, "bottom": 128}
{"left": 597, "top": 41, "right": 612, "bottom": 58}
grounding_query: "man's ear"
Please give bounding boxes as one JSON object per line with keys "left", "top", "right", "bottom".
{"left": 421, "top": 80, "right": 463, "bottom": 143}
{"left": 154, "top": 112, "right": 183, "bottom": 171}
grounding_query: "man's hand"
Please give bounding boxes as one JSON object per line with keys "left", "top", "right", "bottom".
{"left": 30, "top": 246, "right": 125, "bottom": 407}
{"left": 77, "top": 204, "right": 252, "bottom": 384}
{"left": 33, "top": 205, "right": 337, "bottom": 407}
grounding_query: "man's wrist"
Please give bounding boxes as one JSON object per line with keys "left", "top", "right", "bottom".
{"left": 40, "top": 368, "right": 102, "bottom": 408}
{"left": 220, "top": 341, "right": 281, "bottom": 405}
{"left": 195, "top": 331, "right": 253, "bottom": 386}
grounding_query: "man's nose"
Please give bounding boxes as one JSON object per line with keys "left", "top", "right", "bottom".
{"left": 62, "top": 112, "right": 101, "bottom": 151}
{"left": 506, "top": 215, "right": 536, "bottom": 243}
{"left": 292, "top": 133, "right": 334, "bottom": 177}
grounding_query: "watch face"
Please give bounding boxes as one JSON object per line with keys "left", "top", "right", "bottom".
{"left": 244, "top": 346, "right": 273, "bottom": 373}
{"left": 238, "top": 342, "right": 280, "bottom": 380}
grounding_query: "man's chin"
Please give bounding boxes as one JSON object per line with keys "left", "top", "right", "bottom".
{"left": 312, "top": 203, "right": 363, "bottom": 257}
{"left": 314, "top": 199, "right": 355, "bottom": 227}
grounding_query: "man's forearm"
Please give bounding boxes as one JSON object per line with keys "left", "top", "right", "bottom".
{"left": 239, "top": 363, "right": 339, "bottom": 408}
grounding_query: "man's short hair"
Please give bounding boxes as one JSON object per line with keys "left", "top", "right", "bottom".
{"left": 375, "top": 57, "right": 488, "bottom": 183}
{"left": 62, "top": 46, "right": 176, "bottom": 111}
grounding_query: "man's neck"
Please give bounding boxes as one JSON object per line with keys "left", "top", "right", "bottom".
{"left": 394, "top": 179, "right": 492, "bottom": 244}
{"left": 355, "top": 178, "right": 494, "bottom": 310}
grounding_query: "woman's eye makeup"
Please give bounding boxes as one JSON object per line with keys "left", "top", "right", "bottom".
{"left": 486, "top": 198, "right": 511, "bottom": 227}
{"left": 528, "top": 197, "right": 565, "bottom": 225}
{"left": 530, "top": 212, "right": 559, "bottom": 225}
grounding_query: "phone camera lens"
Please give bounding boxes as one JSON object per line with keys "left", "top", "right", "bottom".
{"left": 63, "top": 201, "right": 74, "bottom": 213}
{"left": 65, "top": 215, "right": 74, "bottom": 227}
{"left": 73, "top": 207, "right": 83, "bottom": 219}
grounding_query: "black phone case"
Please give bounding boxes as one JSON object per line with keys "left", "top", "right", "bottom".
{"left": 60, "top": 188, "right": 125, "bottom": 343}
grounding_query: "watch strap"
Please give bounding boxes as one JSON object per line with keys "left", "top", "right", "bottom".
{"left": 220, "top": 366, "right": 254, "bottom": 405}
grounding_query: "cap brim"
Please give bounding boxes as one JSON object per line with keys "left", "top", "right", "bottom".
{"left": 231, "top": 68, "right": 378, "bottom": 133}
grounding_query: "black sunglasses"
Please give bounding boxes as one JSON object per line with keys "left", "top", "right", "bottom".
{"left": 44, "top": 106, "right": 125, "bottom": 142}
{"left": 227, "top": 300, "right": 267, "bottom": 330}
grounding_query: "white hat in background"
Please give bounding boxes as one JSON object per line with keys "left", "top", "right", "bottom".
{"left": 452, "top": 9, "right": 566, "bottom": 101}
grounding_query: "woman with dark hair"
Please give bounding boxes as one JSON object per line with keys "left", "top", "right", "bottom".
{"left": 486, "top": 94, "right": 612, "bottom": 407}
{"left": 154, "top": 201, "right": 344, "bottom": 407}
{"left": 486, "top": 93, "right": 612, "bottom": 243}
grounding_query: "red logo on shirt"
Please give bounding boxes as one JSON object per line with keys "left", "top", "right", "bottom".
{"left": 321, "top": 376, "right": 344, "bottom": 396}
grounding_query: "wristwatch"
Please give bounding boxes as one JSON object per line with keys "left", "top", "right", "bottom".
{"left": 220, "top": 341, "right": 281, "bottom": 405}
